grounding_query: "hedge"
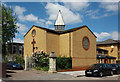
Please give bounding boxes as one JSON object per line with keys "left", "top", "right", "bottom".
{"left": 32, "top": 51, "right": 72, "bottom": 71}
{"left": 56, "top": 57, "right": 72, "bottom": 70}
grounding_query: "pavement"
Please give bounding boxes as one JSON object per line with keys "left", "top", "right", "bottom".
{"left": 3, "top": 69, "right": 73, "bottom": 80}
{"left": 58, "top": 71, "right": 85, "bottom": 77}
{"left": 2, "top": 69, "right": 120, "bottom": 80}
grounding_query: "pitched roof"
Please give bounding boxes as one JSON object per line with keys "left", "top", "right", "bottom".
{"left": 97, "top": 48, "right": 108, "bottom": 52}
{"left": 55, "top": 10, "right": 65, "bottom": 26}
{"left": 97, "top": 39, "right": 120, "bottom": 45}
{"left": 24, "top": 25, "right": 96, "bottom": 38}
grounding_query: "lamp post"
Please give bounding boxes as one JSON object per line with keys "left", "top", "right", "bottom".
{"left": 11, "top": 33, "right": 14, "bottom": 61}
{"left": 11, "top": 33, "right": 14, "bottom": 55}
{"left": 99, "top": 56, "right": 102, "bottom": 63}
{"left": 111, "top": 45, "right": 114, "bottom": 52}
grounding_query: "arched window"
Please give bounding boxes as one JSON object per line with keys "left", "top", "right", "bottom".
{"left": 32, "top": 29, "right": 36, "bottom": 37}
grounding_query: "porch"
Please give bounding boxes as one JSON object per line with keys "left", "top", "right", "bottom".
{"left": 97, "top": 54, "right": 116, "bottom": 64}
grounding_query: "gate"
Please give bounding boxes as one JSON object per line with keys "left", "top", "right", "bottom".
{"left": 26, "top": 56, "right": 35, "bottom": 70}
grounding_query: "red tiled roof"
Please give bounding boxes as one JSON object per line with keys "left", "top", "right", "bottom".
{"left": 97, "top": 39, "right": 120, "bottom": 45}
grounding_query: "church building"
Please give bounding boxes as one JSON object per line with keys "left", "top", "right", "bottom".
{"left": 24, "top": 10, "right": 97, "bottom": 67}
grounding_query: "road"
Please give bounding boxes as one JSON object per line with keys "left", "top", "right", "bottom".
{"left": 66, "top": 75, "right": 119, "bottom": 80}
{"left": 2, "top": 69, "right": 120, "bottom": 80}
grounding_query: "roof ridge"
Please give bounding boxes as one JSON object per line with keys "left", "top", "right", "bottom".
{"left": 24, "top": 25, "right": 96, "bottom": 38}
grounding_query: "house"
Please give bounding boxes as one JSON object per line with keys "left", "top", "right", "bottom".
{"left": 97, "top": 39, "right": 120, "bottom": 63}
{"left": 97, "top": 48, "right": 116, "bottom": 64}
{"left": 6, "top": 42, "right": 24, "bottom": 55}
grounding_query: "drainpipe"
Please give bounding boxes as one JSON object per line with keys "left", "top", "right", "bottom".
{"left": 69, "top": 33, "right": 71, "bottom": 57}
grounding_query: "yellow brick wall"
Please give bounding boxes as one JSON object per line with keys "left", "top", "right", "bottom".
{"left": 24, "top": 26, "right": 47, "bottom": 57}
{"left": 72, "top": 27, "right": 97, "bottom": 67}
{"left": 72, "top": 58, "right": 97, "bottom": 67}
{"left": 97, "top": 44, "right": 118, "bottom": 60}
{"left": 46, "top": 32, "right": 59, "bottom": 56}
{"left": 59, "top": 33, "right": 70, "bottom": 57}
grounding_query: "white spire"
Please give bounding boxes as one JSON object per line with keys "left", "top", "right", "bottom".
{"left": 55, "top": 10, "right": 65, "bottom": 26}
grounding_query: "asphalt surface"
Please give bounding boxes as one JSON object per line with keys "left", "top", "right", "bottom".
{"left": 2, "top": 69, "right": 120, "bottom": 80}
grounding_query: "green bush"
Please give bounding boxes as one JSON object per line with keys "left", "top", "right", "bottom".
{"left": 40, "top": 67, "right": 49, "bottom": 71}
{"left": 13, "top": 55, "right": 25, "bottom": 66}
{"left": 35, "top": 66, "right": 49, "bottom": 71}
{"left": 56, "top": 56, "right": 72, "bottom": 70}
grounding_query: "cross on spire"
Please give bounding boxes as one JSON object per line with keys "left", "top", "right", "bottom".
{"left": 54, "top": 10, "right": 65, "bottom": 31}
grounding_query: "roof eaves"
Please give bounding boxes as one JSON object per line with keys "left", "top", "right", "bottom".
{"left": 24, "top": 25, "right": 97, "bottom": 38}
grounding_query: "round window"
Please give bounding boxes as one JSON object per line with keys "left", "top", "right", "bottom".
{"left": 32, "top": 29, "right": 36, "bottom": 37}
{"left": 82, "top": 36, "right": 90, "bottom": 50}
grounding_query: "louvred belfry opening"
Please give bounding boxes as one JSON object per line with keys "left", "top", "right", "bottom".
{"left": 54, "top": 10, "right": 65, "bottom": 31}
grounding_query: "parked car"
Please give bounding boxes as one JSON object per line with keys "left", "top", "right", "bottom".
{"left": 115, "top": 64, "right": 120, "bottom": 73}
{"left": 109, "top": 64, "right": 120, "bottom": 74}
{"left": 85, "top": 63, "right": 113, "bottom": 77}
{"left": 6, "top": 61, "right": 23, "bottom": 70}
{"left": 116, "top": 64, "right": 120, "bottom": 70}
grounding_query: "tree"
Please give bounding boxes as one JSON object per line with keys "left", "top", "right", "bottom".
{"left": 2, "top": 4, "right": 19, "bottom": 57}
{"left": 0, "top": 5, "right": 2, "bottom": 62}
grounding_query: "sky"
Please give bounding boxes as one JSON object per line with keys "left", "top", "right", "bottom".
{"left": 3, "top": 1, "right": 119, "bottom": 43}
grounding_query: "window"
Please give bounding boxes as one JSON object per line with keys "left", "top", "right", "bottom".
{"left": 58, "top": 26, "right": 61, "bottom": 30}
{"left": 19, "top": 46, "right": 23, "bottom": 54}
{"left": 32, "top": 29, "right": 36, "bottom": 37}
{"left": 82, "top": 36, "right": 90, "bottom": 50}
{"left": 13, "top": 45, "right": 17, "bottom": 54}
{"left": 98, "top": 51, "right": 102, "bottom": 54}
{"left": 104, "top": 51, "right": 108, "bottom": 54}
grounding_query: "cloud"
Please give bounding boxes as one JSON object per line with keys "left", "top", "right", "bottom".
{"left": 86, "top": 10, "right": 99, "bottom": 16}
{"left": 45, "top": 3, "right": 82, "bottom": 24}
{"left": 19, "top": 14, "right": 38, "bottom": 22}
{"left": 59, "top": 0, "right": 89, "bottom": 2}
{"left": 46, "top": 21, "right": 53, "bottom": 25}
{"left": 94, "top": 32, "right": 111, "bottom": 41}
{"left": 94, "top": 31, "right": 119, "bottom": 41}
{"left": 16, "top": 23, "right": 29, "bottom": 35}
{"left": 14, "top": 6, "right": 26, "bottom": 15}
{"left": 14, "top": 6, "right": 39, "bottom": 22}
{"left": 14, "top": 6, "right": 51, "bottom": 27}
{"left": 99, "top": 2, "right": 118, "bottom": 12}
{"left": 13, "top": 38, "right": 24, "bottom": 43}
{"left": 25, "top": 14, "right": 38, "bottom": 21}
{"left": 86, "top": 9, "right": 112, "bottom": 19}
{"left": 100, "top": 0, "right": 119, "bottom": 2}
{"left": 85, "top": 2, "right": 118, "bottom": 19}
{"left": 86, "top": 10, "right": 100, "bottom": 19}
{"left": 111, "top": 31, "right": 118, "bottom": 40}
{"left": 36, "top": 19, "right": 46, "bottom": 26}
{"left": 39, "top": 19, "right": 45, "bottom": 22}
{"left": 63, "top": 1, "right": 89, "bottom": 11}
{"left": 91, "top": 13, "right": 111, "bottom": 19}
